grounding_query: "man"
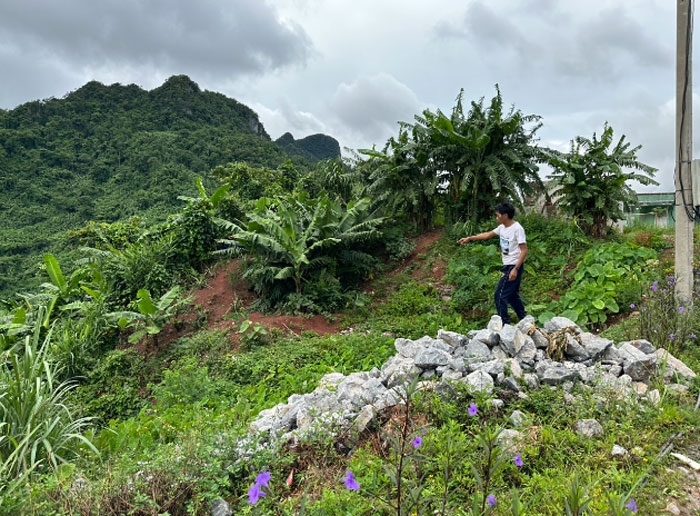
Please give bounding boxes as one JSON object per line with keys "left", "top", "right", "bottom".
{"left": 458, "top": 201, "right": 528, "bottom": 324}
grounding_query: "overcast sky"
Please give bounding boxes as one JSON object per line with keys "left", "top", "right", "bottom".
{"left": 0, "top": 0, "right": 693, "bottom": 191}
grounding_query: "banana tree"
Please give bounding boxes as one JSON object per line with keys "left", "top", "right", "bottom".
{"left": 360, "top": 125, "right": 438, "bottom": 231}
{"left": 217, "top": 192, "right": 383, "bottom": 305}
{"left": 113, "top": 286, "right": 191, "bottom": 345}
{"left": 411, "top": 87, "right": 545, "bottom": 225}
{"left": 219, "top": 195, "right": 341, "bottom": 295}
{"left": 545, "top": 123, "right": 658, "bottom": 238}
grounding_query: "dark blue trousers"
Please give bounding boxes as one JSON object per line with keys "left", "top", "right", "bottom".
{"left": 494, "top": 264, "right": 526, "bottom": 324}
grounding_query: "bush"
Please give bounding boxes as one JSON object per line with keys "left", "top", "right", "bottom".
{"left": 540, "top": 242, "right": 657, "bottom": 329}
{"left": 446, "top": 244, "right": 501, "bottom": 315}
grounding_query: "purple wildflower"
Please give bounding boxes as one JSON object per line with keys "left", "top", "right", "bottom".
{"left": 487, "top": 494, "right": 496, "bottom": 507}
{"left": 255, "top": 471, "right": 271, "bottom": 489}
{"left": 625, "top": 498, "right": 638, "bottom": 513}
{"left": 248, "top": 483, "right": 266, "bottom": 505}
{"left": 651, "top": 284, "right": 658, "bottom": 292}
{"left": 630, "top": 303, "right": 636, "bottom": 309}
{"left": 514, "top": 453, "right": 524, "bottom": 467}
{"left": 468, "top": 402, "right": 479, "bottom": 416}
{"left": 343, "top": 470, "right": 360, "bottom": 491}
{"left": 692, "top": 333, "right": 697, "bottom": 339}
{"left": 670, "top": 333, "right": 675, "bottom": 341}
{"left": 412, "top": 435, "right": 423, "bottom": 449}
{"left": 679, "top": 306, "right": 685, "bottom": 313}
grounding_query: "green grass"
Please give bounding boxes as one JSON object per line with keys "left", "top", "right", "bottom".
{"left": 12, "top": 223, "right": 700, "bottom": 515}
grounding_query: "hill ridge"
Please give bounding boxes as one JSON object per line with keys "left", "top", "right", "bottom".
{"left": 0, "top": 74, "right": 340, "bottom": 298}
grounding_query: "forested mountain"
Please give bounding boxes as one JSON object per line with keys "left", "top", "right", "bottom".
{"left": 275, "top": 132, "right": 342, "bottom": 161}
{"left": 0, "top": 75, "right": 340, "bottom": 298}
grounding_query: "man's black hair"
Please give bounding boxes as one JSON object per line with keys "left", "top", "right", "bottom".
{"left": 495, "top": 201, "right": 515, "bottom": 219}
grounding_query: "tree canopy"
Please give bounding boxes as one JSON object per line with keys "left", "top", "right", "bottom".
{"left": 0, "top": 76, "right": 340, "bottom": 298}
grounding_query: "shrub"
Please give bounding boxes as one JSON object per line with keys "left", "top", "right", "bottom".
{"left": 540, "top": 242, "right": 657, "bottom": 329}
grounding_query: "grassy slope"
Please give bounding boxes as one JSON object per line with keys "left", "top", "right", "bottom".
{"left": 24, "top": 226, "right": 700, "bottom": 515}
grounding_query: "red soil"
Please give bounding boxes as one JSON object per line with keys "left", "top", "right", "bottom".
{"left": 144, "top": 229, "right": 446, "bottom": 354}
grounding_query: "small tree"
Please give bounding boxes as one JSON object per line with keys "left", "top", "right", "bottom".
{"left": 545, "top": 123, "right": 658, "bottom": 238}
{"left": 360, "top": 126, "right": 438, "bottom": 232}
{"left": 114, "top": 286, "right": 191, "bottom": 346}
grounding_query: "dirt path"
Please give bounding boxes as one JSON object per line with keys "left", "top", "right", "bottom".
{"left": 151, "top": 229, "right": 446, "bottom": 351}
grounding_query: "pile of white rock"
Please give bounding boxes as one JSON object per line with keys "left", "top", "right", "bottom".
{"left": 246, "top": 315, "right": 697, "bottom": 447}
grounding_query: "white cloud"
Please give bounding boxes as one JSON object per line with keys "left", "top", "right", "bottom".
{"left": 328, "top": 74, "right": 422, "bottom": 148}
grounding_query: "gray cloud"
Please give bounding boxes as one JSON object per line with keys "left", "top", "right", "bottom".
{"left": 329, "top": 74, "right": 422, "bottom": 146}
{"left": 0, "top": 45, "right": 78, "bottom": 106}
{"left": 0, "top": 0, "right": 311, "bottom": 95}
{"left": 438, "top": 2, "right": 672, "bottom": 85}
{"left": 556, "top": 7, "right": 671, "bottom": 81}
{"left": 0, "top": 0, "right": 686, "bottom": 193}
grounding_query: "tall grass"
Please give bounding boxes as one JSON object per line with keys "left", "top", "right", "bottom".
{"left": 0, "top": 315, "right": 97, "bottom": 485}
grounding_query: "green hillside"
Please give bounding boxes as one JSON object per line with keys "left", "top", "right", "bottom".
{"left": 275, "top": 131, "right": 342, "bottom": 161}
{"left": 0, "top": 75, "right": 340, "bottom": 298}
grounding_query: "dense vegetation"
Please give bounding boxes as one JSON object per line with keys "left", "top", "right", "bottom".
{"left": 0, "top": 75, "right": 340, "bottom": 297}
{"left": 1, "top": 84, "right": 696, "bottom": 515}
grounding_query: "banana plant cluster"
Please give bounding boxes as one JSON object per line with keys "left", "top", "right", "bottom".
{"left": 217, "top": 192, "right": 384, "bottom": 311}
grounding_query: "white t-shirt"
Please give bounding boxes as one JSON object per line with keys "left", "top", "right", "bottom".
{"left": 493, "top": 221, "right": 526, "bottom": 266}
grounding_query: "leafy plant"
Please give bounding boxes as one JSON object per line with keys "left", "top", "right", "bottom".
{"left": 0, "top": 312, "right": 97, "bottom": 481}
{"left": 239, "top": 319, "right": 270, "bottom": 349}
{"left": 115, "top": 286, "right": 191, "bottom": 345}
{"left": 540, "top": 242, "right": 656, "bottom": 328}
{"left": 447, "top": 243, "right": 502, "bottom": 317}
{"left": 217, "top": 192, "right": 383, "bottom": 312}
{"left": 170, "top": 177, "right": 230, "bottom": 271}
{"left": 545, "top": 122, "right": 658, "bottom": 238}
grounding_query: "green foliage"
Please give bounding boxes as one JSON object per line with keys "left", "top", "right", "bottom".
{"left": 212, "top": 161, "right": 293, "bottom": 209}
{"left": 382, "top": 223, "right": 418, "bottom": 260}
{"left": 410, "top": 86, "right": 545, "bottom": 225}
{"left": 44, "top": 409, "right": 241, "bottom": 516}
{"left": 275, "top": 132, "right": 341, "bottom": 161}
{"left": 216, "top": 332, "right": 395, "bottom": 410}
{"left": 81, "top": 234, "right": 187, "bottom": 307}
{"left": 168, "top": 177, "right": 229, "bottom": 271}
{"left": 71, "top": 348, "right": 147, "bottom": 425}
{"left": 359, "top": 125, "right": 440, "bottom": 231}
{"left": 623, "top": 226, "right": 674, "bottom": 252}
{"left": 302, "top": 158, "right": 364, "bottom": 206}
{"left": 116, "top": 286, "right": 192, "bottom": 345}
{"left": 447, "top": 243, "right": 502, "bottom": 318}
{"left": 218, "top": 192, "right": 384, "bottom": 312}
{"left": 149, "top": 357, "right": 230, "bottom": 409}
{"left": 0, "top": 75, "right": 325, "bottom": 299}
{"left": 517, "top": 213, "right": 590, "bottom": 275}
{"left": 238, "top": 319, "right": 270, "bottom": 349}
{"left": 635, "top": 273, "right": 699, "bottom": 353}
{"left": 379, "top": 281, "right": 443, "bottom": 317}
{"left": 0, "top": 315, "right": 97, "bottom": 482}
{"left": 540, "top": 242, "right": 657, "bottom": 328}
{"left": 545, "top": 122, "right": 658, "bottom": 238}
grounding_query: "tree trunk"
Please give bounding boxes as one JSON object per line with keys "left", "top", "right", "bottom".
{"left": 470, "top": 174, "right": 480, "bottom": 228}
